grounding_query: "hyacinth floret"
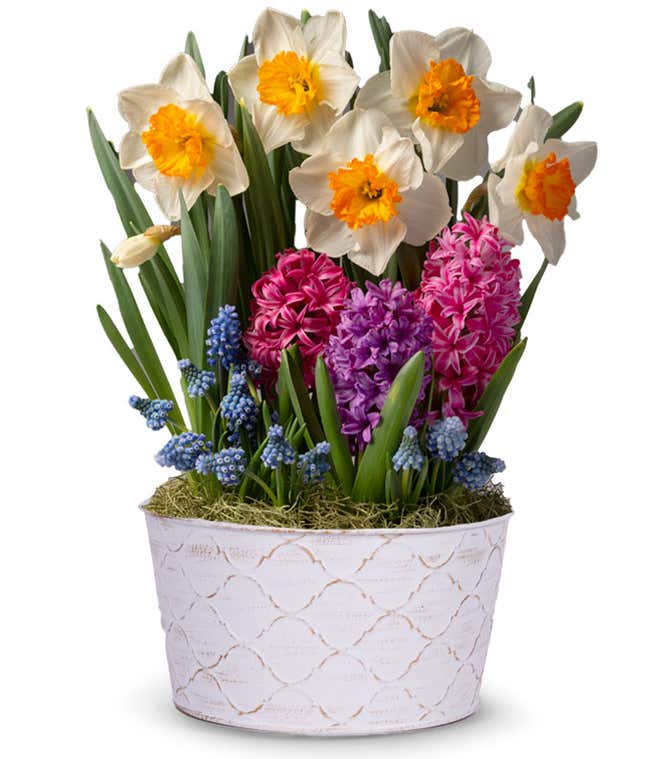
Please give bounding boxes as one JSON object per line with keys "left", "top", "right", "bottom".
{"left": 128, "top": 395, "right": 173, "bottom": 431}
{"left": 196, "top": 447, "right": 247, "bottom": 487}
{"left": 155, "top": 432, "right": 213, "bottom": 471}
{"left": 453, "top": 451, "right": 506, "bottom": 492}
{"left": 298, "top": 442, "right": 331, "bottom": 483}
{"left": 392, "top": 426, "right": 425, "bottom": 472}
{"left": 178, "top": 359, "right": 216, "bottom": 398}
{"left": 325, "top": 279, "right": 433, "bottom": 450}
{"left": 220, "top": 371, "right": 259, "bottom": 442}
{"left": 244, "top": 248, "right": 350, "bottom": 388}
{"left": 416, "top": 214, "right": 521, "bottom": 424}
{"left": 261, "top": 425, "right": 296, "bottom": 469}
{"left": 426, "top": 416, "right": 467, "bottom": 461}
{"left": 206, "top": 305, "right": 243, "bottom": 369}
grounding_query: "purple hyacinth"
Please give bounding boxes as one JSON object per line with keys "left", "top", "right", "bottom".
{"left": 324, "top": 280, "right": 433, "bottom": 451}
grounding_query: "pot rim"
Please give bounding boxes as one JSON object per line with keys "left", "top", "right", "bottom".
{"left": 140, "top": 502, "right": 512, "bottom": 536}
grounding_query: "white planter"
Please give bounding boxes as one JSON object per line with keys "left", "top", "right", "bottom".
{"left": 144, "top": 509, "right": 512, "bottom": 736}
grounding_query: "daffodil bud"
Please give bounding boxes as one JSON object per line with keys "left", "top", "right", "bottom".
{"left": 111, "top": 225, "right": 179, "bottom": 269}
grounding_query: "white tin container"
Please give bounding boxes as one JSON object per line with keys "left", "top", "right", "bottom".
{"left": 144, "top": 509, "right": 511, "bottom": 736}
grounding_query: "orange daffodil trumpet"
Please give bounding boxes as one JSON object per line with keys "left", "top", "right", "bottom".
{"left": 356, "top": 29, "right": 521, "bottom": 180}
{"left": 289, "top": 109, "right": 451, "bottom": 276}
{"left": 118, "top": 53, "right": 249, "bottom": 220}
{"left": 488, "top": 105, "right": 597, "bottom": 264}
{"left": 228, "top": 9, "right": 360, "bottom": 154}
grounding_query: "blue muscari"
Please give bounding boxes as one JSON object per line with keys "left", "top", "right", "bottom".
{"left": 128, "top": 396, "right": 173, "bottom": 431}
{"left": 261, "top": 425, "right": 296, "bottom": 469}
{"left": 178, "top": 359, "right": 216, "bottom": 398}
{"left": 206, "top": 305, "right": 242, "bottom": 369}
{"left": 298, "top": 442, "right": 331, "bottom": 483}
{"left": 453, "top": 451, "right": 505, "bottom": 492}
{"left": 426, "top": 416, "right": 467, "bottom": 461}
{"left": 392, "top": 426, "right": 425, "bottom": 472}
{"left": 155, "top": 432, "right": 213, "bottom": 471}
{"left": 221, "top": 371, "right": 259, "bottom": 442}
{"left": 196, "top": 447, "right": 247, "bottom": 487}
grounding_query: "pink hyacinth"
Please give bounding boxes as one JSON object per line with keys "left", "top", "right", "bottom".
{"left": 244, "top": 249, "right": 350, "bottom": 388}
{"left": 416, "top": 214, "right": 522, "bottom": 424}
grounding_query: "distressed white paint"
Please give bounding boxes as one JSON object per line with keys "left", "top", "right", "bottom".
{"left": 144, "top": 510, "right": 511, "bottom": 736}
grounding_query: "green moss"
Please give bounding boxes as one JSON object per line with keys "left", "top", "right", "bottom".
{"left": 145, "top": 476, "right": 511, "bottom": 530}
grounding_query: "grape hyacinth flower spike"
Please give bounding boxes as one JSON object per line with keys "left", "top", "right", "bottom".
{"left": 206, "top": 305, "right": 242, "bottom": 369}
{"left": 453, "top": 451, "right": 505, "bottom": 492}
{"left": 392, "top": 427, "right": 425, "bottom": 472}
{"left": 196, "top": 447, "right": 247, "bottom": 487}
{"left": 221, "top": 371, "right": 259, "bottom": 443}
{"left": 128, "top": 396, "right": 173, "bottom": 431}
{"left": 426, "top": 417, "right": 468, "bottom": 461}
{"left": 178, "top": 359, "right": 216, "bottom": 398}
{"left": 298, "top": 442, "right": 331, "bottom": 483}
{"left": 155, "top": 432, "right": 213, "bottom": 471}
{"left": 261, "top": 425, "right": 296, "bottom": 469}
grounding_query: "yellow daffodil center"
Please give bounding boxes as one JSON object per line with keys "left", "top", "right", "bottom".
{"left": 412, "top": 58, "right": 480, "bottom": 133}
{"left": 516, "top": 152, "right": 576, "bottom": 220}
{"left": 328, "top": 155, "right": 402, "bottom": 230}
{"left": 257, "top": 51, "right": 320, "bottom": 117}
{"left": 141, "top": 103, "right": 215, "bottom": 179}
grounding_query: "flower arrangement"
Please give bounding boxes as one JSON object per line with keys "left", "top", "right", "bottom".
{"left": 90, "top": 8, "right": 596, "bottom": 525}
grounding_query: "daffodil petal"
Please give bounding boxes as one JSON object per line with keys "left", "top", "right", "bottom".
{"left": 543, "top": 139, "right": 598, "bottom": 186}
{"left": 119, "top": 131, "right": 150, "bottom": 170}
{"left": 227, "top": 54, "right": 260, "bottom": 109}
{"left": 317, "top": 55, "right": 360, "bottom": 113}
{"left": 132, "top": 162, "right": 158, "bottom": 191}
{"left": 253, "top": 8, "right": 304, "bottom": 64}
{"left": 303, "top": 11, "right": 347, "bottom": 62}
{"left": 355, "top": 72, "right": 413, "bottom": 135}
{"left": 412, "top": 118, "right": 464, "bottom": 173}
{"left": 389, "top": 31, "right": 439, "bottom": 99}
{"left": 325, "top": 108, "right": 392, "bottom": 162}
{"left": 305, "top": 209, "right": 354, "bottom": 257}
{"left": 525, "top": 213, "right": 566, "bottom": 264}
{"left": 437, "top": 127, "right": 487, "bottom": 180}
{"left": 472, "top": 78, "right": 521, "bottom": 132}
{"left": 118, "top": 84, "right": 179, "bottom": 131}
{"left": 433, "top": 28, "right": 492, "bottom": 78}
{"left": 349, "top": 217, "right": 407, "bottom": 276}
{"left": 488, "top": 173, "right": 524, "bottom": 245}
{"left": 207, "top": 143, "right": 249, "bottom": 197}
{"left": 181, "top": 98, "right": 232, "bottom": 145}
{"left": 291, "top": 104, "right": 337, "bottom": 155}
{"left": 289, "top": 152, "right": 341, "bottom": 215}
{"left": 250, "top": 99, "right": 307, "bottom": 154}
{"left": 160, "top": 53, "right": 212, "bottom": 101}
{"left": 398, "top": 173, "right": 451, "bottom": 245}
{"left": 567, "top": 195, "right": 579, "bottom": 220}
{"left": 154, "top": 172, "right": 211, "bottom": 221}
{"left": 373, "top": 128, "right": 423, "bottom": 190}
{"left": 492, "top": 104, "right": 552, "bottom": 172}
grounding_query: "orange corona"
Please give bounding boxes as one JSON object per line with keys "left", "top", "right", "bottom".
{"left": 413, "top": 58, "right": 480, "bottom": 133}
{"left": 257, "top": 51, "right": 320, "bottom": 117}
{"left": 516, "top": 152, "right": 576, "bottom": 220}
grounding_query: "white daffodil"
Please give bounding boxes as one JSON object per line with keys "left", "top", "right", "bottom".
{"left": 118, "top": 53, "right": 249, "bottom": 220}
{"left": 488, "top": 105, "right": 597, "bottom": 264}
{"left": 228, "top": 9, "right": 359, "bottom": 154}
{"left": 356, "top": 28, "right": 521, "bottom": 180}
{"left": 111, "top": 225, "right": 180, "bottom": 269}
{"left": 289, "top": 108, "right": 451, "bottom": 276}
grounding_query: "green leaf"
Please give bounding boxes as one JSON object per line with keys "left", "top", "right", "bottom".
{"left": 368, "top": 10, "right": 393, "bottom": 72}
{"left": 517, "top": 259, "right": 548, "bottom": 339}
{"left": 546, "top": 101, "right": 583, "bottom": 140}
{"left": 96, "top": 305, "right": 156, "bottom": 397}
{"left": 240, "top": 106, "right": 290, "bottom": 270}
{"left": 315, "top": 357, "right": 355, "bottom": 495}
{"left": 300, "top": 9, "right": 311, "bottom": 25}
{"left": 180, "top": 196, "right": 208, "bottom": 367}
{"left": 527, "top": 75, "right": 536, "bottom": 104}
{"left": 207, "top": 185, "right": 243, "bottom": 320}
{"left": 100, "top": 244, "right": 185, "bottom": 429}
{"left": 212, "top": 70, "right": 230, "bottom": 119}
{"left": 278, "top": 348, "right": 324, "bottom": 444}
{"left": 184, "top": 32, "right": 205, "bottom": 77}
{"left": 352, "top": 351, "right": 425, "bottom": 502}
{"left": 466, "top": 339, "right": 528, "bottom": 452}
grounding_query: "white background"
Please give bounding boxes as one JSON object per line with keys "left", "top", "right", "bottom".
{"left": 2, "top": 0, "right": 648, "bottom": 755}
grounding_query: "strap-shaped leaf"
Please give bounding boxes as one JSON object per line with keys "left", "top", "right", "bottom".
{"left": 184, "top": 31, "right": 205, "bottom": 77}
{"left": 517, "top": 259, "right": 548, "bottom": 339}
{"left": 278, "top": 349, "right": 324, "bottom": 444}
{"left": 466, "top": 339, "right": 528, "bottom": 452}
{"left": 315, "top": 357, "right": 354, "bottom": 495}
{"left": 207, "top": 185, "right": 242, "bottom": 320}
{"left": 180, "top": 196, "right": 208, "bottom": 367}
{"left": 546, "top": 101, "right": 583, "bottom": 140}
{"left": 352, "top": 351, "right": 425, "bottom": 502}
{"left": 368, "top": 10, "right": 393, "bottom": 72}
